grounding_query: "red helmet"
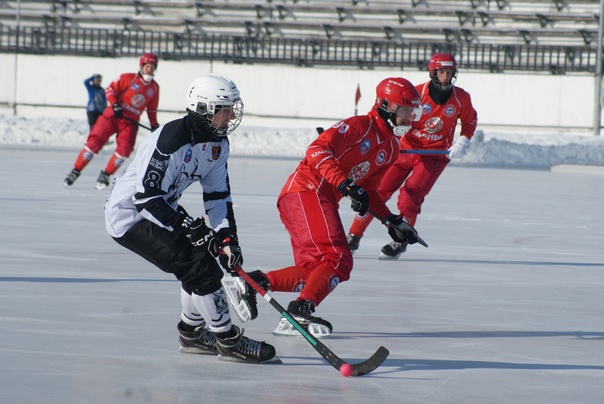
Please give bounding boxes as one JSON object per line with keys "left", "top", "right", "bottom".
{"left": 428, "top": 53, "right": 457, "bottom": 91}
{"left": 139, "top": 53, "right": 158, "bottom": 67}
{"left": 374, "top": 77, "right": 420, "bottom": 112}
{"left": 374, "top": 77, "right": 422, "bottom": 135}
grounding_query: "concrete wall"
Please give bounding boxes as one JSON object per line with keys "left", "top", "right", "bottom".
{"left": 0, "top": 53, "right": 599, "bottom": 134}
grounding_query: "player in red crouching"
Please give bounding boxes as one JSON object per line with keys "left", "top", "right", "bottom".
{"left": 236, "top": 77, "right": 426, "bottom": 337}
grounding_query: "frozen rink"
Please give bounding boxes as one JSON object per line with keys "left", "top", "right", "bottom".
{"left": 1, "top": 146, "right": 603, "bottom": 404}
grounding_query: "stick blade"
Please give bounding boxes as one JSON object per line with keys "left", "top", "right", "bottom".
{"left": 416, "top": 235, "right": 429, "bottom": 248}
{"left": 350, "top": 346, "right": 390, "bottom": 376}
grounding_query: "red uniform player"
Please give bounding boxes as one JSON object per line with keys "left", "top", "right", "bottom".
{"left": 235, "top": 77, "right": 425, "bottom": 337}
{"left": 348, "top": 53, "right": 478, "bottom": 259}
{"left": 65, "top": 53, "right": 160, "bottom": 190}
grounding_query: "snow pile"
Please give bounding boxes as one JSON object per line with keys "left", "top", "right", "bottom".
{"left": 1, "top": 114, "right": 604, "bottom": 168}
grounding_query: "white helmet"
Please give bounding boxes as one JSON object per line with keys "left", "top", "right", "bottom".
{"left": 185, "top": 73, "right": 244, "bottom": 137}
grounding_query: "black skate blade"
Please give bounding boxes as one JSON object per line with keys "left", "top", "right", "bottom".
{"left": 217, "top": 354, "right": 283, "bottom": 365}
{"left": 179, "top": 346, "right": 218, "bottom": 356}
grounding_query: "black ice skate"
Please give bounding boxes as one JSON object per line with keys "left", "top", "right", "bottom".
{"left": 379, "top": 241, "right": 408, "bottom": 260}
{"left": 95, "top": 170, "right": 110, "bottom": 190}
{"left": 346, "top": 233, "right": 361, "bottom": 254}
{"left": 273, "top": 299, "right": 333, "bottom": 338}
{"left": 216, "top": 325, "right": 279, "bottom": 363}
{"left": 177, "top": 320, "right": 218, "bottom": 355}
{"left": 64, "top": 168, "right": 81, "bottom": 186}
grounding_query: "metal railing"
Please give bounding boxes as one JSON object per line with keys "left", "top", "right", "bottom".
{"left": 0, "top": 25, "right": 598, "bottom": 74}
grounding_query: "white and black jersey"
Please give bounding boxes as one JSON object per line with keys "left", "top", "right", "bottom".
{"left": 105, "top": 115, "right": 236, "bottom": 238}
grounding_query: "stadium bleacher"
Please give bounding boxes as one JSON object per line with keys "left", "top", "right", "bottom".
{"left": 0, "top": 0, "right": 600, "bottom": 72}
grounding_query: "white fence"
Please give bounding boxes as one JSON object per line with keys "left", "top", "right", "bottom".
{"left": 0, "top": 53, "right": 599, "bottom": 135}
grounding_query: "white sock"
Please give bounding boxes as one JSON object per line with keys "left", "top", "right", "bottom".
{"left": 180, "top": 287, "right": 205, "bottom": 327}
{"left": 191, "top": 288, "right": 232, "bottom": 334}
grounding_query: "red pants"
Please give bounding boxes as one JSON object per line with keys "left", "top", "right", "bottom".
{"left": 350, "top": 153, "right": 448, "bottom": 237}
{"left": 379, "top": 154, "right": 448, "bottom": 225}
{"left": 85, "top": 110, "right": 138, "bottom": 157}
{"left": 268, "top": 191, "right": 353, "bottom": 306}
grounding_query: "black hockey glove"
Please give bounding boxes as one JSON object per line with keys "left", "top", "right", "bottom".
{"left": 385, "top": 214, "right": 420, "bottom": 245}
{"left": 216, "top": 228, "right": 243, "bottom": 274}
{"left": 112, "top": 102, "right": 123, "bottom": 118}
{"left": 338, "top": 179, "right": 369, "bottom": 216}
{"left": 180, "top": 216, "right": 218, "bottom": 253}
{"left": 151, "top": 123, "right": 160, "bottom": 131}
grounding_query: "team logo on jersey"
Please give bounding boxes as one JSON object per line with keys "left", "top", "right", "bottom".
{"left": 130, "top": 83, "right": 140, "bottom": 92}
{"left": 444, "top": 105, "right": 456, "bottom": 117}
{"left": 208, "top": 145, "right": 222, "bottom": 162}
{"left": 359, "top": 140, "right": 371, "bottom": 155}
{"left": 328, "top": 275, "right": 340, "bottom": 291}
{"left": 184, "top": 149, "right": 192, "bottom": 163}
{"left": 422, "top": 103, "right": 432, "bottom": 115}
{"left": 349, "top": 161, "right": 370, "bottom": 182}
{"left": 375, "top": 150, "right": 387, "bottom": 166}
{"left": 147, "top": 88, "right": 154, "bottom": 97}
{"left": 292, "top": 281, "right": 306, "bottom": 293}
{"left": 131, "top": 94, "right": 145, "bottom": 108}
{"left": 424, "top": 117, "right": 443, "bottom": 133}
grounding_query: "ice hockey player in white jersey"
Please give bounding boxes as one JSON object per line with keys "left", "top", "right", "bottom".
{"left": 104, "top": 73, "right": 277, "bottom": 363}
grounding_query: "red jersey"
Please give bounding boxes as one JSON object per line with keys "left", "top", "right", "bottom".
{"left": 404, "top": 82, "right": 477, "bottom": 150}
{"left": 105, "top": 73, "right": 159, "bottom": 126}
{"left": 279, "top": 108, "right": 399, "bottom": 219}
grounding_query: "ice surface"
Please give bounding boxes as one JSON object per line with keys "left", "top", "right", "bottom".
{"left": 0, "top": 141, "right": 603, "bottom": 403}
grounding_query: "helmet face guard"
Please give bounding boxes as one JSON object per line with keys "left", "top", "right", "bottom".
{"left": 186, "top": 74, "right": 244, "bottom": 137}
{"left": 375, "top": 77, "right": 422, "bottom": 135}
{"left": 428, "top": 53, "right": 458, "bottom": 91}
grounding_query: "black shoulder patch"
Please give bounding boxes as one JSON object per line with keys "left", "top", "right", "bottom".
{"left": 156, "top": 118, "right": 190, "bottom": 154}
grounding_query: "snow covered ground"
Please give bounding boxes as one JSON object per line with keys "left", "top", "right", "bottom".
{"left": 1, "top": 113, "right": 604, "bottom": 168}
{"left": 1, "top": 114, "right": 603, "bottom": 403}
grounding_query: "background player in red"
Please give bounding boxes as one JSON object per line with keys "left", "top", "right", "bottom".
{"left": 65, "top": 53, "right": 160, "bottom": 190}
{"left": 347, "top": 53, "right": 478, "bottom": 259}
{"left": 236, "top": 77, "right": 425, "bottom": 337}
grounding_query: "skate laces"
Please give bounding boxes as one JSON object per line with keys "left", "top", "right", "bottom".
{"left": 195, "top": 327, "right": 217, "bottom": 346}
{"left": 236, "top": 335, "right": 263, "bottom": 356}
